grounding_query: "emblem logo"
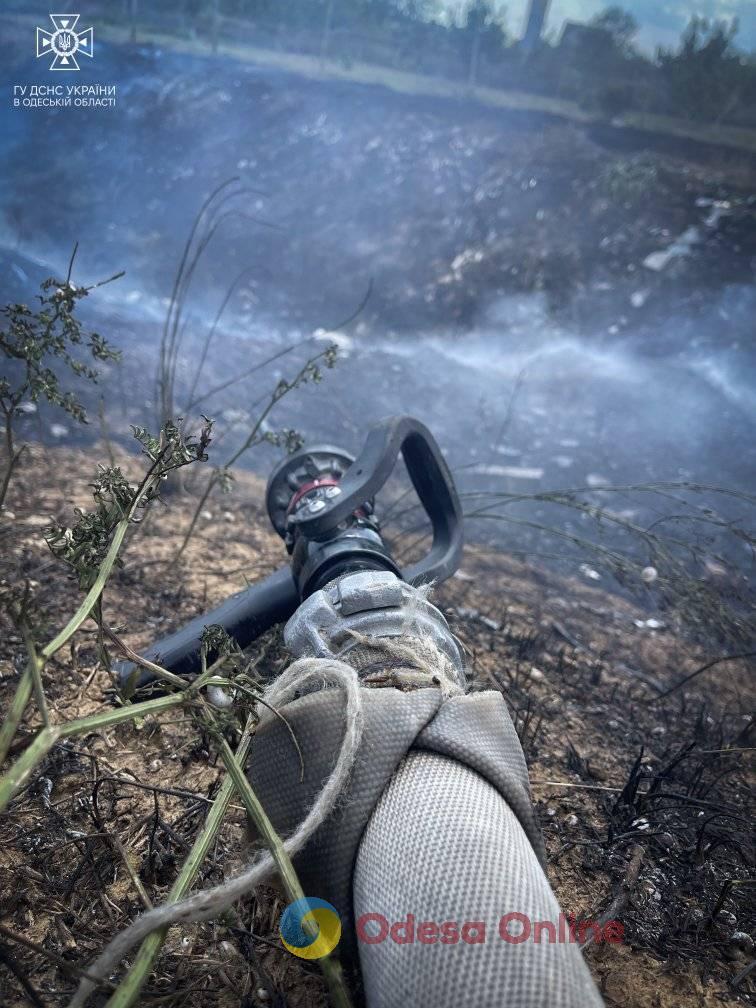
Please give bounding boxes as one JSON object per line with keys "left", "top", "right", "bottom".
{"left": 279, "top": 897, "right": 342, "bottom": 959}
{"left": 36, "top": 14, "right": 94, "bottom": 71}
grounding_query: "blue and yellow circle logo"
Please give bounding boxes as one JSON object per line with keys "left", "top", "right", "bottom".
{"left": 279, "top": 897, "right": 342, "bottom": 959}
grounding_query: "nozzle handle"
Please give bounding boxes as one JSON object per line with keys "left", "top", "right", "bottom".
{"left": 289, "top": 415, "right": 463, "bottom": 585}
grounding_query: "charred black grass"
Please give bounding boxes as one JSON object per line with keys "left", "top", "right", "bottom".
{"left": 446, "top": 592, "right": 754, "bottom": 1000}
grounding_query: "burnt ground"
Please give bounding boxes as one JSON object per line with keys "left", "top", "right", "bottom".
{"left": 2, "top": 30, "right": 756, "bottom": 602}
{"left": 0, "top": 443, "right": 753, "bottom": 1008}
{"left": 3, "top": 26, "right": 756, "bottom": 333}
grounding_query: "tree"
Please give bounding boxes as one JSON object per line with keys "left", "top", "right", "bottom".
{"left": 658, "top": 17, "right": 747, "bottom": 122}
{"left": 591, "top": 6, "right": 638, "bottom": 55}
{"left": 401, "top": 0, "right": 434, "bottom": 18}
{"left": 463, "top": 0, "right": 508, "bottom": 84}
{"left": 128, "top": 0, "right": 138, "bottom": 42}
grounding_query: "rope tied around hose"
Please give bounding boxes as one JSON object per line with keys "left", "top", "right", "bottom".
{"left": 68, "top": 632, "right": 459, "bottom": 1008}
{"left": 343, "top": 628, "right": 465, "bottom": 697}
{"left": 68, "top": 657, "right": 362, "bottom": 1008}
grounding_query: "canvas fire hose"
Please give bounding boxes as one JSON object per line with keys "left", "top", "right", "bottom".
{"left": 116, "top": 415, "right": 604, "bottom": 1008}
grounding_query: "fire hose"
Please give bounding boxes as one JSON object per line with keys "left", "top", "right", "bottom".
{"left": 110, "top": 416, "right": 604, "bottom": 1007}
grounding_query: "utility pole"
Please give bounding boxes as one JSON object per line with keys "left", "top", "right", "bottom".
{"left": 468, "top": 17, "right": 482, "bottom": 86}
{"left": 520, "top": 0, "right": 550, "bottom": 56}
{"left": 320, "top": 0, "right": 335, "bottom": 67}
{"left": 211, "top": 0, "right": 220, "bottom": 53}
{"left": 467, "top": 1, "right": 484, "bottom": 89}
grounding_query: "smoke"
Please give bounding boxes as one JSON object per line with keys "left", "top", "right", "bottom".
{"left": 1, "top": 34, "right": 754, "bottom": 585}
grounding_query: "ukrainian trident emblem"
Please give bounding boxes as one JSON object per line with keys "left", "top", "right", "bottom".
{"left": 36, "top": 14, "right": 94, "bottom": 70}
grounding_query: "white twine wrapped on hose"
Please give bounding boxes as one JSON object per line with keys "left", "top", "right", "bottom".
{"left": 68, "top": 657, "right": 364, "bottom": 1008}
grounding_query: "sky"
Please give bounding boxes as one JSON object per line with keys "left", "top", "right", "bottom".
{"left": 442, "top": 0, "right": 756, "bottom": 51}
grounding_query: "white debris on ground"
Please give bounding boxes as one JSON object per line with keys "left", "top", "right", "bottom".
{"left": 703, "top": 558, "right": 729, "bottom": 580}
{"left": 634, "top": 617, "right": 665, "bottom": 629}
{"left": 454, "top": 606, "right": 500, "bottom": 632}
{"left": 643, "top": 226, "right": 702, "bottom": 272}
{"left": 471, "top": 464, "right": 544, "bottom": 480}
{"left": 643, "top": 195, "right": 733, "bottom": 273}
{"left": 696, "top": 196, "right": 732, "bottom": 229}
{"left": 578, "top": 563, "right": 602, "bottom": 581}
{"left": 206, "top": 685, "right": 234, "bottom": 708}
{"left": 455, "top": 606, "right": 479, "bottom": 620}
{"left": 586, "top": 473, "right": 611, "bottom": 488}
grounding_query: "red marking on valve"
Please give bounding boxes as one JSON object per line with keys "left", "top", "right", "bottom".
{"left": 286, "top": 478, "right": 341, "bottom": 515}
